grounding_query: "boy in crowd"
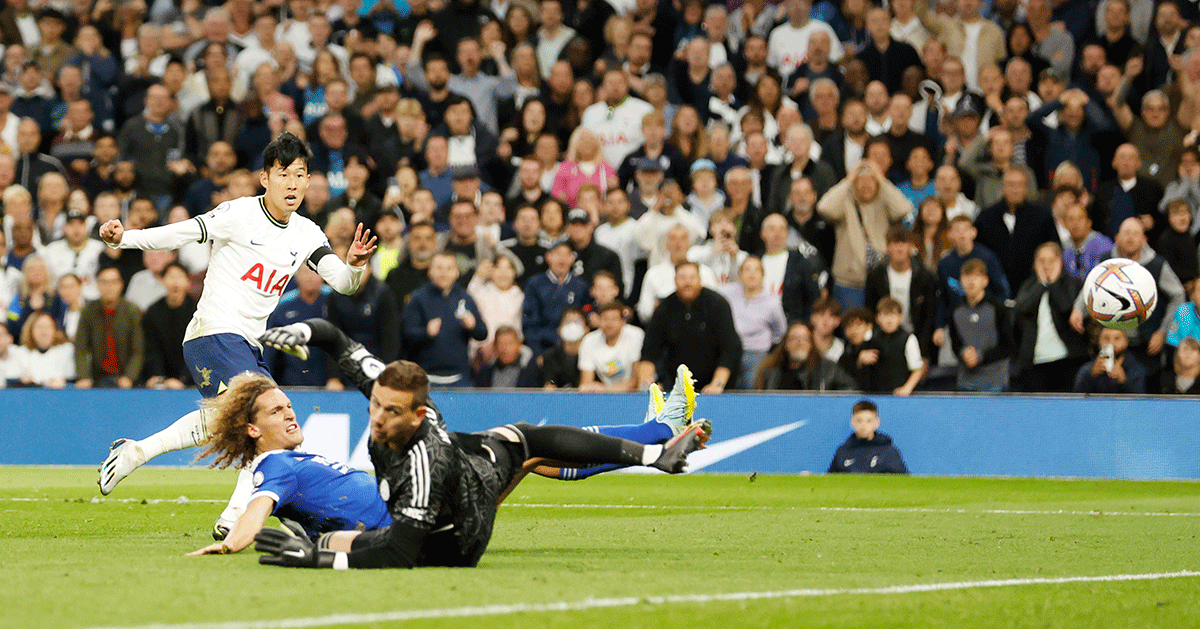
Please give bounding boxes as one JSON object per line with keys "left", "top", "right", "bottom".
{"left": 837, "top": 308, "right": 875, "bottom": 389}
{"left": 862, "top": 297, "right": 925, "bottom": 396}
{"left": 828, "top": 399, "right": 909, "bottom": 474}
{"left": 948, "top": 259, "right": 1013, "bottom": 392}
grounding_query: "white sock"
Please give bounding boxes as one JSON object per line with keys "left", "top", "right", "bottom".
{"left": 131, "top": 409, "right": 210, "bottom": 465}
{"left": 217, "top": 468, "right": 256, "bottom": 527}
{"left": 641, "top": 444, "right": 663, "bottom": 466}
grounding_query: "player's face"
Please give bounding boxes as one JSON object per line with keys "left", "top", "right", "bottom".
{"left": 368, "top": 384, "right": 423, "bottom": 446}
{"left": 261, "top": 157, "right": 310, "bottom": 215}
{"left": 851, "top": 410, "right": 880, "bottom": 440}
{"left": 248, "top": 388, "right": 302, "bottom": 452}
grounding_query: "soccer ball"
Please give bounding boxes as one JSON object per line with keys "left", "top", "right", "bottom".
{"left": 1083, "top": 258, "right": 1157, "bottom": 330}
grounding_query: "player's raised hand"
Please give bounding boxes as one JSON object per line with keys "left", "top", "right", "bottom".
{"left": 99, "top": 219, "right": 125, "bottom": 245}
{"left": 346, "top": 223, "right": 377, "bottom": 267}
{"left": 259, "top": 323, "right": 312, "bottom": 360}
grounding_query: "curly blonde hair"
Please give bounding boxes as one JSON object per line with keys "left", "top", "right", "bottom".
{"left": 196, "top": 372, "right": 280, "bottom": 470}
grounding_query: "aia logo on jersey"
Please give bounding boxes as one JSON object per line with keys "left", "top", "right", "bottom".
{"left": 241, "top": 263, "right": 291, "bottom": 296}
{"left": 596, "top": 132, "right": 629, "bottom": 147}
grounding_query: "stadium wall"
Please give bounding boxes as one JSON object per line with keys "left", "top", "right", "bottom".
{"left": 4, "top": 389, "right": 1199, "bottom": 480}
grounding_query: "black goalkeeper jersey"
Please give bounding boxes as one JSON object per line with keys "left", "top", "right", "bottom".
{"left": 366, "top": 409, "right": 518, "bottom": 567}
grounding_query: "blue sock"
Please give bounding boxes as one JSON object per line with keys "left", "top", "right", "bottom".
{"left": 553, "top": 422, "right": 673, "bottom": 481}
{"left": 587, "top": 421, "right": 673, "bottom": 444}
{"left": 557, "top": 463, "right": 623, "bottom": 480}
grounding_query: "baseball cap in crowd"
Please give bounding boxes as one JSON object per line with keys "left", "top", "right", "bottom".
{"left": 566, "top": 208, "right": 591, "bottom": 224}
{"left": 690, "top": 158, "right": 716, "bottom": 176}
{"left": 952, "top": 93, "right": 984, "bottom": 120}
{"left": 635, "top": 157, "right": 664, "bottom": 172}
{"left": 450, "top": 165, "right": 480, "bottom": 180}
{"left": 1038, "top": 68, "right": 1064, "bottom": 84}
{"left": 547, "top": 237, "right": 575, "bottom": 253}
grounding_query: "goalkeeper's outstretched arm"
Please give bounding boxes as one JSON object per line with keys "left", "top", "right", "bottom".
{"left": 260, "top": 319, "right": 384, "bottom": 399}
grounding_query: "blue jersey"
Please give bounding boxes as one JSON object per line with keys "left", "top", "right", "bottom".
{"left": 249, "top": 450, "right": 392, "bottom": 539}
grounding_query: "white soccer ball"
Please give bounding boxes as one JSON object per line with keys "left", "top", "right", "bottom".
{"left": 1083, "top": 258, "right": 1158, "bottom": 330}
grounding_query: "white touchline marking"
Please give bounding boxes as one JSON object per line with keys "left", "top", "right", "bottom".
{"left": 502, "top": 503, "right": 1200, "bottom": 517}
{"left": 6, "top": 498, "right": 1200, "bottom": 517}
{"left": 83, "top": 571, "right": 1200, "bottom": 629}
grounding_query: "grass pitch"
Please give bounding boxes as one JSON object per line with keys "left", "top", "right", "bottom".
{"left": 3, "top": 467, "right": 1200, "bottom": 629}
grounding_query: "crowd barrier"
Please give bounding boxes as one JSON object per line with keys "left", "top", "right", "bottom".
{"left": 3, "top": 389, "right": 1200, "bottom": 480}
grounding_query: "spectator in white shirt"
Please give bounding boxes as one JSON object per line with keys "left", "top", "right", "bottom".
{"left": 578, "top": 301, "right": 645, "bottom": 391}
{"left": 12, "top": 310, "right": 74, "bottom": 388}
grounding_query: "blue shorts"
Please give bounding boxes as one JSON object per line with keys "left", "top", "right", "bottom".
{"left": 182, "top": 334, "right": 271, "bottom": 398}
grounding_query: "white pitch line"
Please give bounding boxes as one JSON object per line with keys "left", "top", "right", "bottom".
{"left": 83, "top": 570, "right": 1200, "bottom": 629}
{"left": 7, "top": 498, "right": 1200, "bottom": 517}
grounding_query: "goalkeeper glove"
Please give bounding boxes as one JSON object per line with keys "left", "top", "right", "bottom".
{"left": 254, "top": 520, "right": 346, "bottom": 569}
{"left": 259, "top": 323, "right": 312, "bottom": 361}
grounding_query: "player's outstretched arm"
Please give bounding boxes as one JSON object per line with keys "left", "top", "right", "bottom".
{"left": 100, "top": 217, "right": 204, "bottom": 251}
{"left": 260, "top": 318, "right": 383, "bottom": 398}
{"left": 188, "top": 496, "right": 275, "bottom": 555}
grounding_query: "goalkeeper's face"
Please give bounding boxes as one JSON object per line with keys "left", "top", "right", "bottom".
{"left": 369, "top": 383, "right": 424, "bottom": 448}
{"left": 248, "top": 388, "right": 304, "bottom": 453}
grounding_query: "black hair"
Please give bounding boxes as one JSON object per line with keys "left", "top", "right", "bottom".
{"left": 163, "top": 261, "right": 190, "bottom": 277}
{"left": 851, "top": 399, "right": 878, "bottom": 414}
{"left": 261, "top": 132, "right": 312, "bottom": 171}
{"left": 423, "top": 52, "right": 449, "bottom": 70}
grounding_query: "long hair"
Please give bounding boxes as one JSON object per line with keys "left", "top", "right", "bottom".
{"left": 19, "top": 311, "right": 66, "bottom": 350}
{"left": 754, "top": 321, "right": 822, "bottom": 389}
{"left": 196, "top": 372, "right": 280, "bottom": 470}
{"left": 668, "top": 105, "right": 708, "bottom": 161}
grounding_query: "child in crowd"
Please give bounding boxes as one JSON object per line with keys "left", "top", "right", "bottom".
{"left": 1156, "top": 199, "right": 1199, "bottom": 291}
{"left": 837, "top": 307, "right": 875, "bottom": 389}
{"left": 810, "top": 297, "right": 845, "bottom": 362}
{"left": 863, "top": 297, "right": 925, "bottom": 396}
{"left": 685, "top": 159, "right": 726, "bottom": 226}
{"left": 948, "top": 259, "right": 1013, "bottom": 392}
{"left": 827, "top": 399, "right": 909, "bottom": 474}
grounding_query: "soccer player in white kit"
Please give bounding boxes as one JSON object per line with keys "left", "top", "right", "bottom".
{"left": 95, "top": 133, "right": 377, "bottom": 534}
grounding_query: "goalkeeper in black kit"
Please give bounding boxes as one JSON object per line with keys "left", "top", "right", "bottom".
{"left": 252, "top": 319, "right": 707, "bottom": 569}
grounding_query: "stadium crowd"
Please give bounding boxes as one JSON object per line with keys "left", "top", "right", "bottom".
{"left": 5, "top": 0, "right": 1200, "bottom": 395}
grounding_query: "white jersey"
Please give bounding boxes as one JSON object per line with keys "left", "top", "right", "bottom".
{"left": 41, "top": 238, "right": 105, "bottom": 301}
{"left": 581, "top": 97, "right": 655, "bottom": 168}
{"left": 115, "top": 195, "right": 364, "bottom": 346}
{"left": 767, "top": 20, "right": 843, "bottom": 80}
{"left": 577, "top": 324, "right": 645, "bottom": 386}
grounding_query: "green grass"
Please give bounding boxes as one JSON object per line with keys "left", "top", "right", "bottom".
{"left": 3, "top": 467, "right": 1200, "bottom": 629}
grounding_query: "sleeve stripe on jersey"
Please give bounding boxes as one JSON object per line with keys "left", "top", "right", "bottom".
{"left": 409, "top": 442, "right": 430, "bottom": 509}
{"left": 194, "top": 216, "right": 207, "bottom": 244}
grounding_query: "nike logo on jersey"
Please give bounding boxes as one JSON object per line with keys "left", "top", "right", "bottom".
{"left": 242, "top": 263, "right": 292, "bottom": 296}
{"left": 250, "top": 239, "right": 267, "bottom": 246}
